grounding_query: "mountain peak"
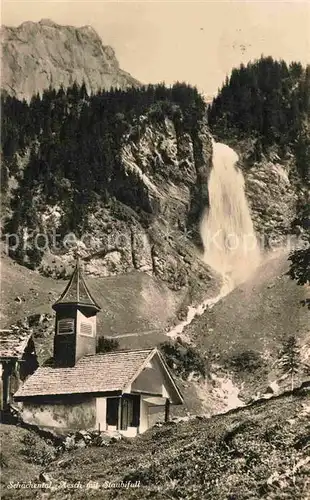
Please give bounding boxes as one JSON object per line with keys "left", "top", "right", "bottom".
{"left": 38, "top": 18, "right": 58, "bottom": 27}
{"left": 1, "top": 19, "right": 140, "bottom": 101}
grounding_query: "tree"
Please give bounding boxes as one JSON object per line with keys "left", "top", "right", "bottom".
{"left": 159, "top": 338, "right": 206, "bottom": 379}
{"left": 207, "top": 55, "right": 310, "bottom": 152}
{"left": 96, "top": 336, "right": 119, "bottom": 353}
{"left": 288, "top": 201, "right": 310, "bottom": 308}
{"left": 288, "top": 247, "right": 310, "bottom": 287}
{"left": 289, "top": 246, "right": 310, "bottom": 310}
{"left": 278, "top": 336, "right": 301, "bottom": 391}
{"left": 294, "top": 119, "right": 310, "bottom": 181}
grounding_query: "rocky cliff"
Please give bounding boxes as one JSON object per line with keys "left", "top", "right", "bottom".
{"left": 2, "top": 84, "right": 217, "bottom": 313}
{"left": 240, "top": 143, "right": 301, "bottom": 246}
{"left": 1, "top": 19, "right": 140, "bottom": 101}
{"left": 39, "top": 115, "right": 213, "bottom": 296}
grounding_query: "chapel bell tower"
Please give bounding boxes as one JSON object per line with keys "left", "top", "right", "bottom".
{"left": 52, "top": 257, "right": 101, "bottom": 367}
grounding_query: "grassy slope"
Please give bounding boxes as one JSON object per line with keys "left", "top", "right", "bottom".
{"left": 1, "top": 389, "right": 309, "bottom": 499}
{"left": 0, "top": 425, "right": 56, "bottom": 498}
{"left": 0, "top": 253, "right": 179, "bottom": 344}
{"left": 179, "top": 250, "right": 310, "bottom": 405}
{"left": 186, "top": 250, "right": 309, "bottom": 357}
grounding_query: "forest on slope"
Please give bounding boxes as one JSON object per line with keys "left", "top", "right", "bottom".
{"left": 1, "top": 83, "right": 207, "bottom": 271}
{"left": 1, "top": 57, "right": 309, "bottom": 287}
{"left": 208, "top": 56, "right": 310, "bottom": 182}
{"left": 208, "top": 56, "right": 310, "bottom": 292}
{"left": 1, "top": 82, "right": 205, "bottom": 207}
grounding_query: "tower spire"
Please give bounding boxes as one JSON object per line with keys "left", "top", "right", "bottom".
{"left": 74, "top": 251, "right": 81, "bottom": 304}
{"left": 52, "top": 257, "right": 101, "bottom": 313}
{"left": 52, "top": 256, "right": 101, "bottom": 367}
{"left": 74, "top": 248, "right": 81, "bottom": 266}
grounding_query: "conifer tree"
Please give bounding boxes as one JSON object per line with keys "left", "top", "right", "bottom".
{"left": 278, "top": 336, "right": 301, "bottom": 391}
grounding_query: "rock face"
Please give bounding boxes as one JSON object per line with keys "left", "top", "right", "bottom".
{"left": 6, "top": 114, "right": 215, "bottom": 302}
{"left": 228, "top": 140, "right": 304, "bottom": 248}
{"left": 244, "top": 157, "right": 298, "bottom": 246}
{"left": 1, "top": 19, "right": 140, "bottom": 101}
{"left": 74, "top": 115, "right": 213, "bottom": 297}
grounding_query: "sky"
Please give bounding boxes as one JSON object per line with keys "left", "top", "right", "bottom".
{"left": 1, "top": 0, "right": 310, "bottom": 96}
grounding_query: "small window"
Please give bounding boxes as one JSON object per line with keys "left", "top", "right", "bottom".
{"left": 80, "top": 322, "right": 93, "bottom": 337}
{"left": 57, "top": 318, "right": 75, "bottom": 335}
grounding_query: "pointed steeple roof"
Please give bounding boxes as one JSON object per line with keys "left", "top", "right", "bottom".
{"left": 52, "top": 256, "right": 101, "bottom": 312}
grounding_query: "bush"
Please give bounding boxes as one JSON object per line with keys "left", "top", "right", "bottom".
{"left": 21, "top": 433, "right": 55, "bottom": 466}
{"left": 225, "top": 350, "right": 264, "bottom": 373}
{"left": 96, "top": 336, "right": 119, "bottom": 354}
{"left": 159, "top": 338, "right": 206, "bottom": 379}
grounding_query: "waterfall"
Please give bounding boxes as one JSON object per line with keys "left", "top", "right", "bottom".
{"left": 201, "top": 141, "right": 261, "bottom": 286}
{"left": 167, "top": 141, "right": 261, "bottom": 338}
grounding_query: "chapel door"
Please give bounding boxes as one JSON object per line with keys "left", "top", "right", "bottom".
{"left": 120, "top": 395, "right": 140, "bottom": 430}
{"left": 106, "top": 397, "right": 119, "bottom": 427}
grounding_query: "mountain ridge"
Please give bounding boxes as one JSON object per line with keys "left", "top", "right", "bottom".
{"left": 1, "top": 18, "right": 140, "bottom": 101}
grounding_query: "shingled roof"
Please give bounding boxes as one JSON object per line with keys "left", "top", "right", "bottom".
{"left": 14, "top": 348, "right": 184, "bottom": 404}
{"left": 0, "top": 328, "right": 33, "bottom": 359}
{"left": 52, "top": 257, "right": 101, "bottom": 312}
{"left": 15, "top": 349, "right": 155, "bottom": 398}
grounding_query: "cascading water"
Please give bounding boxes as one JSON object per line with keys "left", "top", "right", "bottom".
{"left": 167, "top": 141, "right": 261, "bottom": 338}
{"left": 201, "top": 141, "right": 261, "bottom": 286}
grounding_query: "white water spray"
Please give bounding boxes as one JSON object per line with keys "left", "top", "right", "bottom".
{"left": 201, "top": 142, "right": 261, "bottom": 285}
{"left": 167, "top": 141, "right": 261, "bottom": 338}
